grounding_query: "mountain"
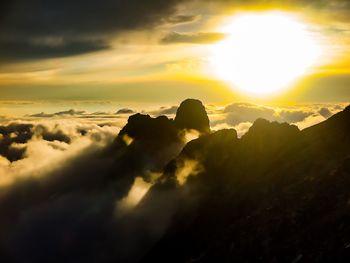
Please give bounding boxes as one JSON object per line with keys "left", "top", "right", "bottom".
{"left": 0, "top": 99, "right": 211, "bottom": 263}
{"left": 0, "top": 99, "right": 349, "bottom": 263}
{"left": 174, "top": 99, "right": 210, "bottom": 134}
{"left": 140, "top": 105, "right": 350, "bottom": 262}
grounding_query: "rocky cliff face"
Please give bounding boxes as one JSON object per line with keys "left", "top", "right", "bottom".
{"left": 141, "top": 105, "right": 350, "bottom": 263}
{"left": 1, "top": 100, "right": 349, "bottom": 263}
{"left": 174, "top": 99, "right": 210, "bottom": 134}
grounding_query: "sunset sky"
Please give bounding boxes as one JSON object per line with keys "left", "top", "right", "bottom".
{"left": 1, "top": 3, "right": 350, "bottom": 260}
{"left": 0, "top": 0, "right": 350, "bottom": 114}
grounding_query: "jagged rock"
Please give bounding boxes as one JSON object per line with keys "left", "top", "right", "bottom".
{"left": 119, "top": 113, "right": 178, "bottom": 144}
{"left": 181, "top": 128, "right": 238, "bottom": 159}
{"left": 174, "top": 99, "right": 210, "bottom": 134}
{"left": 241, "top": 118, "right": 300, "bottom": 155}
{"left": 141, "top": 105, "right": 350, "bottom": 263}
{"left": 109, "top": 113, "right": 185, "bottom": 175}
{"left": 243, "top": 118, "right": 299, "bottom": 141}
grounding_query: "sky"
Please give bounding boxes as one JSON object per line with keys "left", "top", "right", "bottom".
{"left": 0, "top": 2, "right": 350, "bottom": 260}
{"left": 0, "top": 0, "right": 350, "bottom": 112}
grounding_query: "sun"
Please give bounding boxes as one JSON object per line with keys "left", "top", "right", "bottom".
{"left": 209, "top": 12, "right": 323, "bottom": 96}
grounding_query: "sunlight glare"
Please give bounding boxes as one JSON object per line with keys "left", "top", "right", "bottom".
{"left": 210, "top": 12, "right": 323, "bottom": 96}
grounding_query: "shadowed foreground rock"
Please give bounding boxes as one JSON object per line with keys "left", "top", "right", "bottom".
{"left": 0, "top": 100, "right": 349, "bottom": 263}
{"left": 141, "top": 105, "right": 350, "bottom": 263}
{"left": 174, "top": 99, "right": 210, "bottom": 134}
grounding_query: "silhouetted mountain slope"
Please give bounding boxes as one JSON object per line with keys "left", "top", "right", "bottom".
{"left": 141, "top": 105, "right": 350, "bottom": 263}
{"left": 107, "top": 99, "right": 210, "bottom": 186}
{"left": 0, "top": 100, "right": 349, "bottom": 263}
{"left": 300, "top": 105, "right": 350, "bottom": 159}
{"left": 174, "top": 99, "right": 210, "bottom": 134}
{"left": 0, "top": 99, "right": 210, "bottom": 263}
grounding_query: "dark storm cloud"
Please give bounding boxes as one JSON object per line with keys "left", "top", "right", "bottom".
{"left": 0, "top": 38, "right": 110, "bottom": 62}
{"left": 161, "top": 31, "right": 226, "bottom": 44}
{"left": 3, "top": 0, "right": 348, "bottom": 62}
{"left": 0, "top": 0, "right": 188, "bottom": 62}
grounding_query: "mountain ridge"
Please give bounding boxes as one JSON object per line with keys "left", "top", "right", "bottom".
{"left": 0, "top": 100, "right": 349, "bottom": 263}
{"left": 139, "top": 103, "right": 350, "bottom": 262}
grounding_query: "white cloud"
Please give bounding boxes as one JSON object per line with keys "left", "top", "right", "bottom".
{"left": 0, "top": 119, "right": 119, "bottom": 186}
{"left": 176, "top": 159, "right": 203, "bottom": 186}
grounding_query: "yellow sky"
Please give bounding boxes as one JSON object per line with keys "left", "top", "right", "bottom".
{"left": 0, "top": 1, "right": 350, "bottom": 104}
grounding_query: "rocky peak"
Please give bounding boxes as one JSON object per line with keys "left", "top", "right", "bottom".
{"left": 174, "top": 99, "right": 210, "bottom": 134}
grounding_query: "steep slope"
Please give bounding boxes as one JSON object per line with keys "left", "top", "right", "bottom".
{"left": 0, "top": 99, "right": 210, "bottom": 263}
{"left": 1, "top": 100, "right": 349, "bottom": 263}
{"left": 141, "top": 106, "right": 350, "bottom": 262}
{"left": 174, "top": 99, "right": 210, "bottom": 134}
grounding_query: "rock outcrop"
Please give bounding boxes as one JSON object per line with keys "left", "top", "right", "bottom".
{"left": 141, "top": 104, "right": 350, "bottom": 263}
{"left": 174, "top": 99, "right": 210, "bottom": 134}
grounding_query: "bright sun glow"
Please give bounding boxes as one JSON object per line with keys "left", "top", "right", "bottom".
{"left": 210, "top": 12, "right": 323, "bottom": 96}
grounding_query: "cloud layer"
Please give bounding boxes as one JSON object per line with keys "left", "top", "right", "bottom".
{"left": 0, "top": 99, "right": 212, "bottom": 262}
{"left": 0, "top": 100, "right": 347, "bottom": 262}
{"left": 209, "top": 102, "right": 346, "bottom": 136}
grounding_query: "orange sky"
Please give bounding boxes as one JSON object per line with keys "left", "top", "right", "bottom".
{"left": 0, "top": 0, "right": 349, "bottom": 104}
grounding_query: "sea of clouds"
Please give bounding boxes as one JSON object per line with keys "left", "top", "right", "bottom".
{"left": 0, "top": 101, "right": 347, "bottom": 262}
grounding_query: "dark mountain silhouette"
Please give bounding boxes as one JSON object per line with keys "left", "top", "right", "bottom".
{"left": 0, "top": 98, "right": 210, "bottom": 263}
{"left": 107, "top": 98, "right": 210, "bottom": 186}
{"left": 174, "top": 99, "right": 210, "bottom": 134}
{"left": 0, "top": 99, "right": 349, "bottom": 263}
{"left": 140, "top": 104, "right": 350, "bottom": 262}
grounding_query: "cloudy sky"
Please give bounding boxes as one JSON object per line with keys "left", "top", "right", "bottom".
{"left": 0, "top": 0, "right": 350, "bottom": 109}
{"left": 0, "top": 3, "right": 349, "bottom": 260}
